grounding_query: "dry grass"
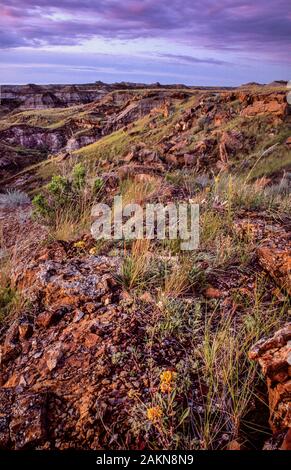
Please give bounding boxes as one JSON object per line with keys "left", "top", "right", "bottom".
{"left": 50, "top": 202, "right": 92, "bottom": 242}
{"left": 115, "top": 239, "right": 152, "bottom": 290}
{"left": 162, "top": 255, "right": 194, "bottom": 299}
{"left": 120, "top": 177, "right": 160, "bottom": 206}
{"left": 200, "top": 210, "right": 225, "bottom": 247}
{"left": 131, "top": 277, "right": 290, "bottom": 450}
{"left": 0, "top": 237, "right": 26, "bottom": 325}
{"left": 190, "top": 277, "right": 289, "bottom": 449}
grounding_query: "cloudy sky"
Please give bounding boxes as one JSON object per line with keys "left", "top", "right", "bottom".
{"left": 0, "top": 0, "right": 290, "bottom": 85}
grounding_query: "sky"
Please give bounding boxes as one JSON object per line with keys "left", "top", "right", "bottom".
{"left": 0, "top": 0, "right": 290, "bottom": 85}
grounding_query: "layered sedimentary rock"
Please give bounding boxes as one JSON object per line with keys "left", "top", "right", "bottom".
{"left": 249, "top": 324, "right": 291, "bottom": 450}
{"left": 0, "top": 84, "right": 108, "bottom": 111}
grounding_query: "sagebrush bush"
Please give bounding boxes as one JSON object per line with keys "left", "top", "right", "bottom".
{"left": 32, "top": 163, "right": 102, "bottom": 240}
{"left": 0, "top": 190, "right": 30, "bottom": 208}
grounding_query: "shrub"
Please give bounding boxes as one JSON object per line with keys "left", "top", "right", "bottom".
{"left": 47, "top": 175, "right": 70, "bottom": 200}
{"left": 32, "top": 194, "right": 51, "bottom": 220}
{"left": 93, "top": 177, "right": 104, "bottom": 195}
{"left": 162, "top": 256, "right": 194, "bottom": 299}
{"left": 72, "top": 163, "right": 86, "bottom": 191}
{"left": 32, "top": 163, "right": 97, "bottom": 239}
{"left": 0, "top": 190, "right": 30, "bottom": 208}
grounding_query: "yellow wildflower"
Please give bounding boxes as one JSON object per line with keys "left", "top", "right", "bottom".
{"left": 89, "top": 246, "right": 98, "bottom": 255}
{"left": 128, "top": 389, "right": 141, "bottom": 399}
{"left": 160, "top": 370, "right": 176, "bottom": 384}
{"left": 159, "top": 370, "right": 177, "bottom": 393}
{"left": 147, "top": 406, "right": 162, "bottom": 423}
{"left": 160, "top": 381, "right": 172, "bottom": 394}
{"left": 74, "top": 240, "right": 86, "bottom": 249}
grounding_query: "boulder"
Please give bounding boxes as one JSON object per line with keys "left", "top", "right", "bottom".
{"left": 257, "top": 246, "right": 291, "bottom": 295}
{"left": 249, "top": 324, "right": 291, "bottom": 450}
{"left": 241, "top": 94, "right": 287, "bottom": 118}
{"left": 219, "top": 130, "right": 244, "bottom": 163}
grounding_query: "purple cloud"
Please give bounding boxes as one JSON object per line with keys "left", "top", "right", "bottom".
{"left": 0, "top": 1, "right": 290, "bottom": 84}
{"left": 0, "top": 0, "right": 290, "bottom": 61}
{"left": 159, "top": 54, "right": 231, "bottom": 66}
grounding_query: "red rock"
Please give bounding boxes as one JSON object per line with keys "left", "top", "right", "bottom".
{"left": 219, "top": 130, "right": 243, "bottom": 163}
{"left": 84, "top": 333, "right": 100, "bottom": 348}
{"left": 164, "top": 154, "right": 178, "bottom": 166}
{"left": 44, "top": 345, "right": 63, "bottom": 372}
{"left": 36, "top": 310, "right": 58, "bottom": 328}
{"left": 139, "top": 292, "right": 154, "bottom": 303}
{"left": 281, "top": 428, "right": 291, "bottom": 450}
{"left": 249, "top": 323, "right": 291, "bottom": 445}
{"left": 257, "top": 246, "right": 291, "bottom": 294}
{"left": 0, "top": 389, "right": 14, "bottom": 447}
{"left": 241, "top": 97, "right": 287, "bottom": 117}
{"left": 9, "top": 393, "right": 47, "bottom": 449}
{"left": 1, "top": 322, "right": 20, "bottom": 363}
{"left": 183, "top": 153, "right": 195, "bottom": 166}
{"left": 18, "top": 322, "right": 33, "bottom": 340}
{"left": 227, "top": 440, "right": 241, "bottom": 450}
{"left": 205, "top": 287, "right": 223, "bottom": 299}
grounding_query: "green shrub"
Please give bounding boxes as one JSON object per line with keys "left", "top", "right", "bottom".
{"left": 47, "top": 175, "right": 70, "bottom": 204}
{"left": 72, "top": 163, "right": 86, "bottom": 191}
{"left": 32, "top": 164, "right": 94, "bottom": 225}
{"left": 32, "top": 163, "right": 105, "bottom": 240}
{"left": 32, "top": 193, "right": 51, "bottom": 220}
{"left": 93, "top": 177, "right": 104, "bottom": 195}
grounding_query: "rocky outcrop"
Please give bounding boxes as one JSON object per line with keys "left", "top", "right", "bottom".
{"left": 0, "top": 241, "right": 138, "bottom": 450}
{"left": 0, "top": 125, "right": 69, "bottom": 153}
{"left": 0, "top": 142, "right": 44, "bottom": 181}
{"left": 241, "top": 93, "right": 287, "bottom": 118}
{"left": 1, "top": 85, "right": 290, "bottom": 183}
{"left": 0, "top": 84, "right": 109, "bottom": 111}
{"left": 258, "top": 246, "right": 291, "bottom": 295}
{"left": 249, "top": 324, "right": 291, "bottom": 450}
{"left": 0, "top": 124, "right": 101, "bottom": 156}
{"left": 219, "top": 130, "right": 244, "bottom": 163}
{"left": 65, "top": 133, "right": 102, "bottom": 152}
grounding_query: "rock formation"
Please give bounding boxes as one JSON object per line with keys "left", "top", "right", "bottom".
{"left": 250, "top": 324, "right": 291, "bottom": 450}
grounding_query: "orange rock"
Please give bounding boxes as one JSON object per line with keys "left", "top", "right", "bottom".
{"left": 257, "top": 246, "right": 291, "bottom": 294}
{"left": 249, "top": 324, "right": 291, "bottom": 441}
{"left": 241, "top": 98, "right": 287, "bottom": 117}
{"left": 36, "top": 310, "right": 57, "bottom": 328}
{"left": 165, "top": 154, "right": 178, "bottom": 166}
{"left": 139, "top": 291, "right": 154, "bottom": 303}
{"left": 18, "top": 322, "right": 33, "bottom": 340}
{"left": 84, "top": 333, "right": 101, "bottom": 348}
{"left": 214, "top": 113, "right": 227, "bottom": 127}
{"left": 205, "top": 287, "right": 223, "bottom": 299}
{"left": 227, "top": 440, "right": 241, "bottom": 450}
